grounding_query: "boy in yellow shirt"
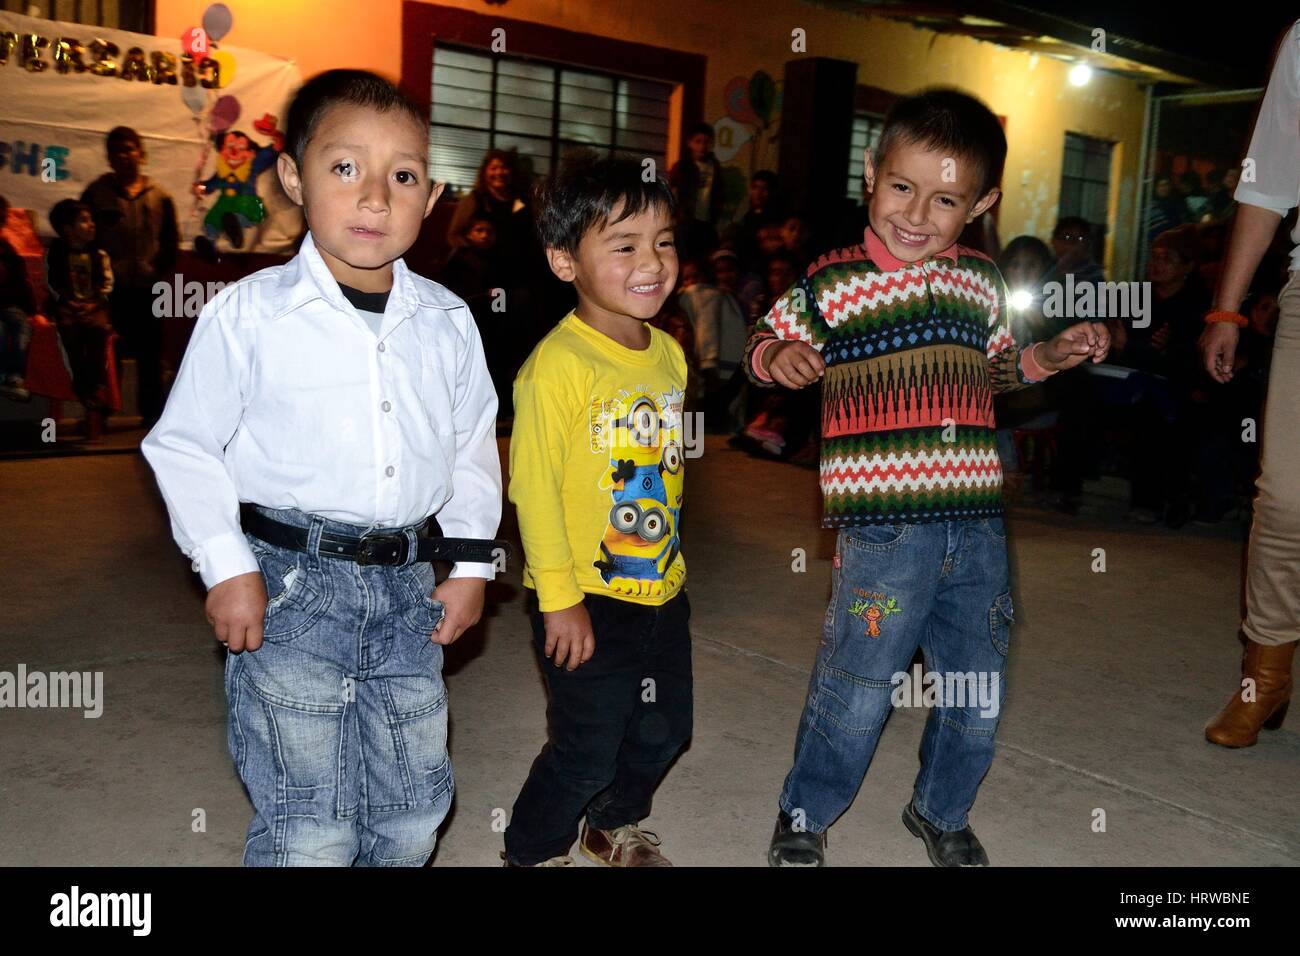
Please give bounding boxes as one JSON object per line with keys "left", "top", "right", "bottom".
{"left": 503, "top": 154, "right": 691, "bottom": 867}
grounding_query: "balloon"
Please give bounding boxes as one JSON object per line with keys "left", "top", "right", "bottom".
{"left": 724, "top": 76, "right": 759, "bottom": 126}
{"left": 209, "top": 49, "right": 236, "bottom": 88}
{"left": 711, "top": 116, "right": 752, "bottom": 163}
{"left": 202, "top": 3, "right": 234, "bottom": 42}
{"left": 209, "top": 94, "right": 241, "bottom": 132}
{"left": 748, "top": 71, "right": 776, "bottom": 125}
{"left": 181, "top": 83, "right": 207, "bottom": 114}
{"left": 181, "top": 27, "right": 209, "bottom": 58}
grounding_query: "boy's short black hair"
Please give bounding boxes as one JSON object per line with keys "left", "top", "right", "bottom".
{"left": 284, "top": 69, "right": 426, "bottom": 173}
{"left": 535, "top": 150, "right": 676, "bottom": 255}
{"left": 106, "top": 126, "right": 141, "bottom": 155}
{"left": 686, "top": 121, "right": 715, "bottom": 140}
{"left": 751, "top": 169, "right": 777, "bottom": 187}
{"left": 874, "top": 88, "right": 1006, "bottom": 199}
{"left": 50, "top": 198, "right": 90, "bottom": 235}
{"left": 1152, "top": 223, "right": 1202, "bottom": 264}
{"left": 1053, "top": 215, "right": 1093, "bottom": 240}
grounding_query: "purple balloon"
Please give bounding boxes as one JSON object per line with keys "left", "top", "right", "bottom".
{"left": 202, "top": 3, "right": 233, "bottom": 42}
{"left": 209, "top": 94, "right": 241, "bottom": 131}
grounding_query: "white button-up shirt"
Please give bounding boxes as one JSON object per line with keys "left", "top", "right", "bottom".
{"left": 1235, "top": 19, "right": 1300, "bottom": 268}
{"left": 141, "top": 232, "right": 502, "bottom": 589}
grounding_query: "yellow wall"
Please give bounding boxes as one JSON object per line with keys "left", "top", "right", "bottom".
{"left": 157, "top": 0, "right": 1150, "bottom": 277}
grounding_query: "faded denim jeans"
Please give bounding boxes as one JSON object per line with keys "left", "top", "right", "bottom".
{"left": 779, "top": 518, "right": 1013, "bottom": 834}
{"left": 224, "top": 506, "right": 451, "bottom": 866}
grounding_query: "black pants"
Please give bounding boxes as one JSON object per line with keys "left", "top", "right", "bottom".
{"left": 504, "top": 590, "right": 693, "bottom": 865}
{"left": 58, "top": 319, "right": 111, "bottom": 408}
{"left": 110, "top": 286, "right": 163, "bottom": 424}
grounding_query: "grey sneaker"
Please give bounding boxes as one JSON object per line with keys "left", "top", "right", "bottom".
{"left": 500, "top": 850, "right": 575, "bottom": 867}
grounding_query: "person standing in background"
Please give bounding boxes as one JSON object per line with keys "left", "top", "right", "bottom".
{"left": 80, "top": 126, "right": 179, "bottom": 428}
{"left": 669, "top": 122, "right": 725, "bottom": 260}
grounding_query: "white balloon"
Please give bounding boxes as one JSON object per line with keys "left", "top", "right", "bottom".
{"left": 712, "top": 116, "right": 753, "bottom": 164}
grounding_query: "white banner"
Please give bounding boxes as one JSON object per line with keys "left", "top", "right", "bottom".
{"left": 0, "top": 11, "right": 302, "bottom": 253}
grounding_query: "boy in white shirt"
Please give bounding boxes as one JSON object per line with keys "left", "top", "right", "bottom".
{"left": 142, "top": 70, "right": 502, "bottom": 866}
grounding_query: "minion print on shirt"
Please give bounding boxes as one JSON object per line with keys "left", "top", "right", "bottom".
{"left": 591, "top": 386, "right": 686, "bottom": 599}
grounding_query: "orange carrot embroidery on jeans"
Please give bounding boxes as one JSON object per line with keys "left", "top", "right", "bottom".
{"left": 847, "top": 596, "right": 901, "bottom": 637}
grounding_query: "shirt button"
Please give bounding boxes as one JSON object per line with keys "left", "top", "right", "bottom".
{"left": 191, "top": 560, "right": 201, "bottom": 572}
{"left": 377, "top": 341, "right": 386, "bottom": 352}
{"left": 385, "top": 465, "right": 395, "bottom": 477}
{"left": 381, "top": 400, "right": 392, "bottom": 412}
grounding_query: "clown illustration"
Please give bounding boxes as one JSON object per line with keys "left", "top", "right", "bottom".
{"left": 593, "top": 388, "right": 686, "bottom": 597}
{"left": 192, "top": 114, "right": 283, "bottom": 252}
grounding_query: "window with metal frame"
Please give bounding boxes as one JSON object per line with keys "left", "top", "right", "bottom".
{"left": 430, "top": 44, "right": 672, "bottom": 197}
{"left": 1060, "top": 131, "right": 1113, "bottom": 240}
{"left": 846, "top": 112, "right": 884, "bottom": 204}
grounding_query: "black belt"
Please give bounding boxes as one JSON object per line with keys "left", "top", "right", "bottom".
{"left": 242, "top": 507, "right": 510, "bottom": 567}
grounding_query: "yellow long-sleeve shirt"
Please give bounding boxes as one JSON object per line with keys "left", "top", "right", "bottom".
{"left": 509, "top": 311, "right": 688, "bottom": 611}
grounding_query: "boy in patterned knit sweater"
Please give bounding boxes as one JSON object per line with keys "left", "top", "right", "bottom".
{"left": 757, "top": 89, "right": 1109, "bottom": 867}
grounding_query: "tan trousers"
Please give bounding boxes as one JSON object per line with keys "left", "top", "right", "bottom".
{"left": 1244, "top": 269, "right": 1300, "bottom": 646}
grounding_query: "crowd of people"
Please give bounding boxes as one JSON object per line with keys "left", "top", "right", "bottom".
{"left": 0, "top": 125, "right": 178, "bottom": 440}
{"left": 0, "top": 119, "right": 1283, "bottom": 529}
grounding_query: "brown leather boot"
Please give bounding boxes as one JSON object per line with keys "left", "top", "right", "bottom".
{"left": 1205, "top": 639, "right": 1295, "bottom": 748}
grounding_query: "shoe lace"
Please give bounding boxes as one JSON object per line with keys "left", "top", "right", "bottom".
{"left": 609, "top": 825, "right": 662, "bottom": 851}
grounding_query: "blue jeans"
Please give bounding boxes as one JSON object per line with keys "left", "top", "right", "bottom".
{"left": 224, "top": 507, "right": 452, "bottom": 866}
{"left": 780, "top": 518, "right": 1013, "bottom": 834}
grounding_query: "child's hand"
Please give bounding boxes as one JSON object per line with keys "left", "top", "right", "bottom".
{"left": 542, "top": 601, "right": 595, "bottom": 671}
{"left": 1039, "top": 321, "right": 1110, "bottom": 372}
{"left": 764, "top": 341, "right": 826, "bottom": 389}
{"left": 1104, "top": 318, "right": 1128, "bottom": 353}
{"left": 191, "top": 183, "right": 206, "bottom": 197}
{"left": 430, "top": 576, "right": 486, "bottom": 645}
{"left": 206, "top": 571, "right": 268, "bottom": 652}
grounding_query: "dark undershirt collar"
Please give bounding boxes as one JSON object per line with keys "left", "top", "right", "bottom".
{"left": 337, "top": 281, "right": 390, "bottom": 314}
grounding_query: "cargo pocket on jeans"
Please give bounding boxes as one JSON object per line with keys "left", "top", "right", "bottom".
{"left": 385, "top": 678, "right": 453, "bottom": 811}
{"left": 989, "top": 591, "right": 1014, "bottom": 656}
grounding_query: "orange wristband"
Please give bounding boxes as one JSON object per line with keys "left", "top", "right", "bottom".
{"left": 1204, "top": 310, "right": 1248, "bottom": 327}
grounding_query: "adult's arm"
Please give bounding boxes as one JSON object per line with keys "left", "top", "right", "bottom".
{"left": 1200, "top": 205, "right": 1283, "bottom": 383}
{"left": 1200, "top": 20, "right": 1300, "bottom": 383}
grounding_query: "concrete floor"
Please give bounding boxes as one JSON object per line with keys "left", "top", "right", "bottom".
{"left": 1, "top": 436, "right": 1297, "bottom": 866}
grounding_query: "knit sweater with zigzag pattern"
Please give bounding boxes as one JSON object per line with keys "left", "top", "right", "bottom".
{"left": 744, "top": 227, "right": 1047, "bottom": 528}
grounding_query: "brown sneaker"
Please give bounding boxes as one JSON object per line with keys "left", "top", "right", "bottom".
{"left": 579, "top": 822, "right": 673, "bottom": 867}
